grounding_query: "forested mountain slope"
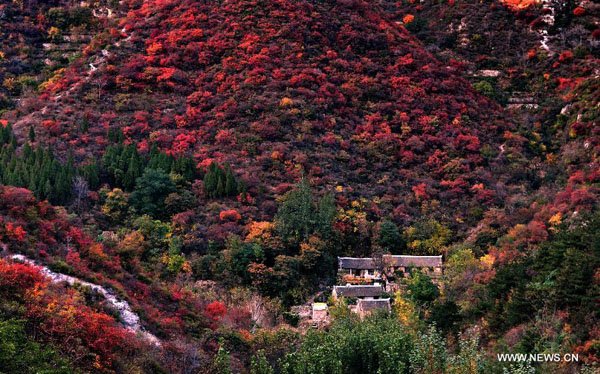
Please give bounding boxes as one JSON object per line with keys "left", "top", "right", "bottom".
{"left": 5, "top": 0, "right": 527, "bottom": 234}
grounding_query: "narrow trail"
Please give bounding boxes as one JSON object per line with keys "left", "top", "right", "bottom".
{"left": 537, "top": 0, "right": 555, "bottom": 52}
{"left": 14, "top": 7, "right": 129, "bottom": 130}
{"left": 9, "top": 254, "right": 160, "bottom": 346}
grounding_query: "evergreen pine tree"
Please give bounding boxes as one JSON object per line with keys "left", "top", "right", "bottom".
{"left": 159, "top": 153, "right": 172, "bottom": 172}
{"left": 2, "top": 123, "right": 13, "bottom": 145}
{"left": 27, "top": 174, "right": 37, "bottom": 194}
{"left": 0, "top": 124, "right": 9, "bottom": 145}
{"left": 123, "top": 153, "right": 142, "bottom": 190}
{"left": 23, "top": 143, "right": 32, "bottom": 162}
{"left": 204, "top": 162, "right": 219, "bottom": 198}
{"left": 224, "top": 164, "right": 237, "bottom": 196}
{"left": 43, "top": 180, "right": 53, "bottom": 200}
{"left": 29, "top": 126, "right": 35, "bottom": 142}
{"left": 35, "top": 146, "right": 44, "bottom": 165}
{"left": 216, "top": 177, "right": 225, "bottom": 198}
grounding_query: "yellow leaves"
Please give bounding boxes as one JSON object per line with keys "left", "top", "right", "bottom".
{"left": 280, "top": 97, "right": 294, "bottom": 107}
{"left": 245, "top": 221, "right": 275, "bottom": 242}
{"left": 548, "top": 212, "right": 563, "bottom": 232}
{"left": 182, "top": 261, "right": 192, "bottom": 273}
{"left": 48, "top": 26, "right": 61, "bottom": 40}
{"left": 101, "top": 188, "right": 128, "bottom": 221}
{"left": 38, "top": 68, "right": 64, "bottom": 91}
{"left": 405, "top": 219, "right": 451, "bottom": 255}
{"left": 335, "top": 185, "right": 343, "bottom": 193}
{"left": 548, "top": 212, "right": 562, "bottom": 226}
{"left": 45, "top": 300, "right": 59, "bottom": 314}
{"left": 3, "top": 77, "right": 17, "bottom": 91}
{"left": 480, "top": 254, "right": 495, "bottom": 269}
{"left": 117, "top": 231, "right": 145, "bottom": 256}
{"left": 393, "top": 293, "right": 418, "bottom": 330}
{"left": 569, "top": 128, "right": 577, "bottom": 138}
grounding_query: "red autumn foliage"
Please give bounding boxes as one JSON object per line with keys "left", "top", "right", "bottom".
{"left": 559, "top": 50, "right": 574, "bottom": 62}
{"left": 0, "top": 259, "right": 47, "bottom": 292}
{"left": 204, "top": 301, "right": 227, "bottom": 322}
{"left": 573, "top": 6, "right": 585, "bottom": 16}
{"left": 0, "top": 258, "right": 133, "bottom": 372}
{"left": 412, "top": 183, "right": 429, "bottom": 201}
{"left": 19, "top": 0, "right": 518, "bottom": 234}
{"left": 219, "top": 209, "right": 242, "bottom": 222}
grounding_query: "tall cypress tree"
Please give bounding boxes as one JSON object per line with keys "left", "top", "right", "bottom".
{"left": 123, "top": 152, "right": 142, "bottom": 190}
{"left": 224, "top": 164, "right": 237, "bottom": 196}
{"left": 216, "top": 177, "right": 225, "bottom": 198}
{"left": 204, "top": 162, "right": 219, "bottom": 198}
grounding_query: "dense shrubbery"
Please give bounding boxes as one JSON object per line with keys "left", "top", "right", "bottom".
{"left": 9, "top": 0, "right": 523, "bottom": 237}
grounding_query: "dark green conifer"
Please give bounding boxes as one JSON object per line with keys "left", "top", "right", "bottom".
{"left": 224, "top": 164, "right": 237, "bottom": 196}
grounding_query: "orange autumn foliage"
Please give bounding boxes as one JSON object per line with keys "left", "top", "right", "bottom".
{"left": 500, "top": 0, "right": 538, "bottom": 10}
{"left": 219, "top": 209, "right": 242, "bottom": 221}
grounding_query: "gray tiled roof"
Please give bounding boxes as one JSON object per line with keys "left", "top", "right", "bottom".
{"left": 383, "top": 255, "right": 442, "bottom": 267}
{"left": 357, "top": 298, "right": 391, "bottom": 312}
{"left": 333, "top": 284, "right": 384, "bottom": 298}
{"left": 338, "top": 255, "right": 442, "bottom": 269}
{"left": 338, "top": 257, "right": 375, "bottom": 270}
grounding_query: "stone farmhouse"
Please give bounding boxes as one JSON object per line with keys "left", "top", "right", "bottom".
{"left": 332, "top": 284, "right": 385, "bottom": 300}
{"left": 338, "top": 255, "right": 443, "bottom": 288}
{"left": 303, "top": 254, "right": 443, "bottom": 324}
{"left": 331, "top": 254, "right": 443, "bottom": 317}
{"left": 356, "top": 298, "right": 391, "bottom": 319}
